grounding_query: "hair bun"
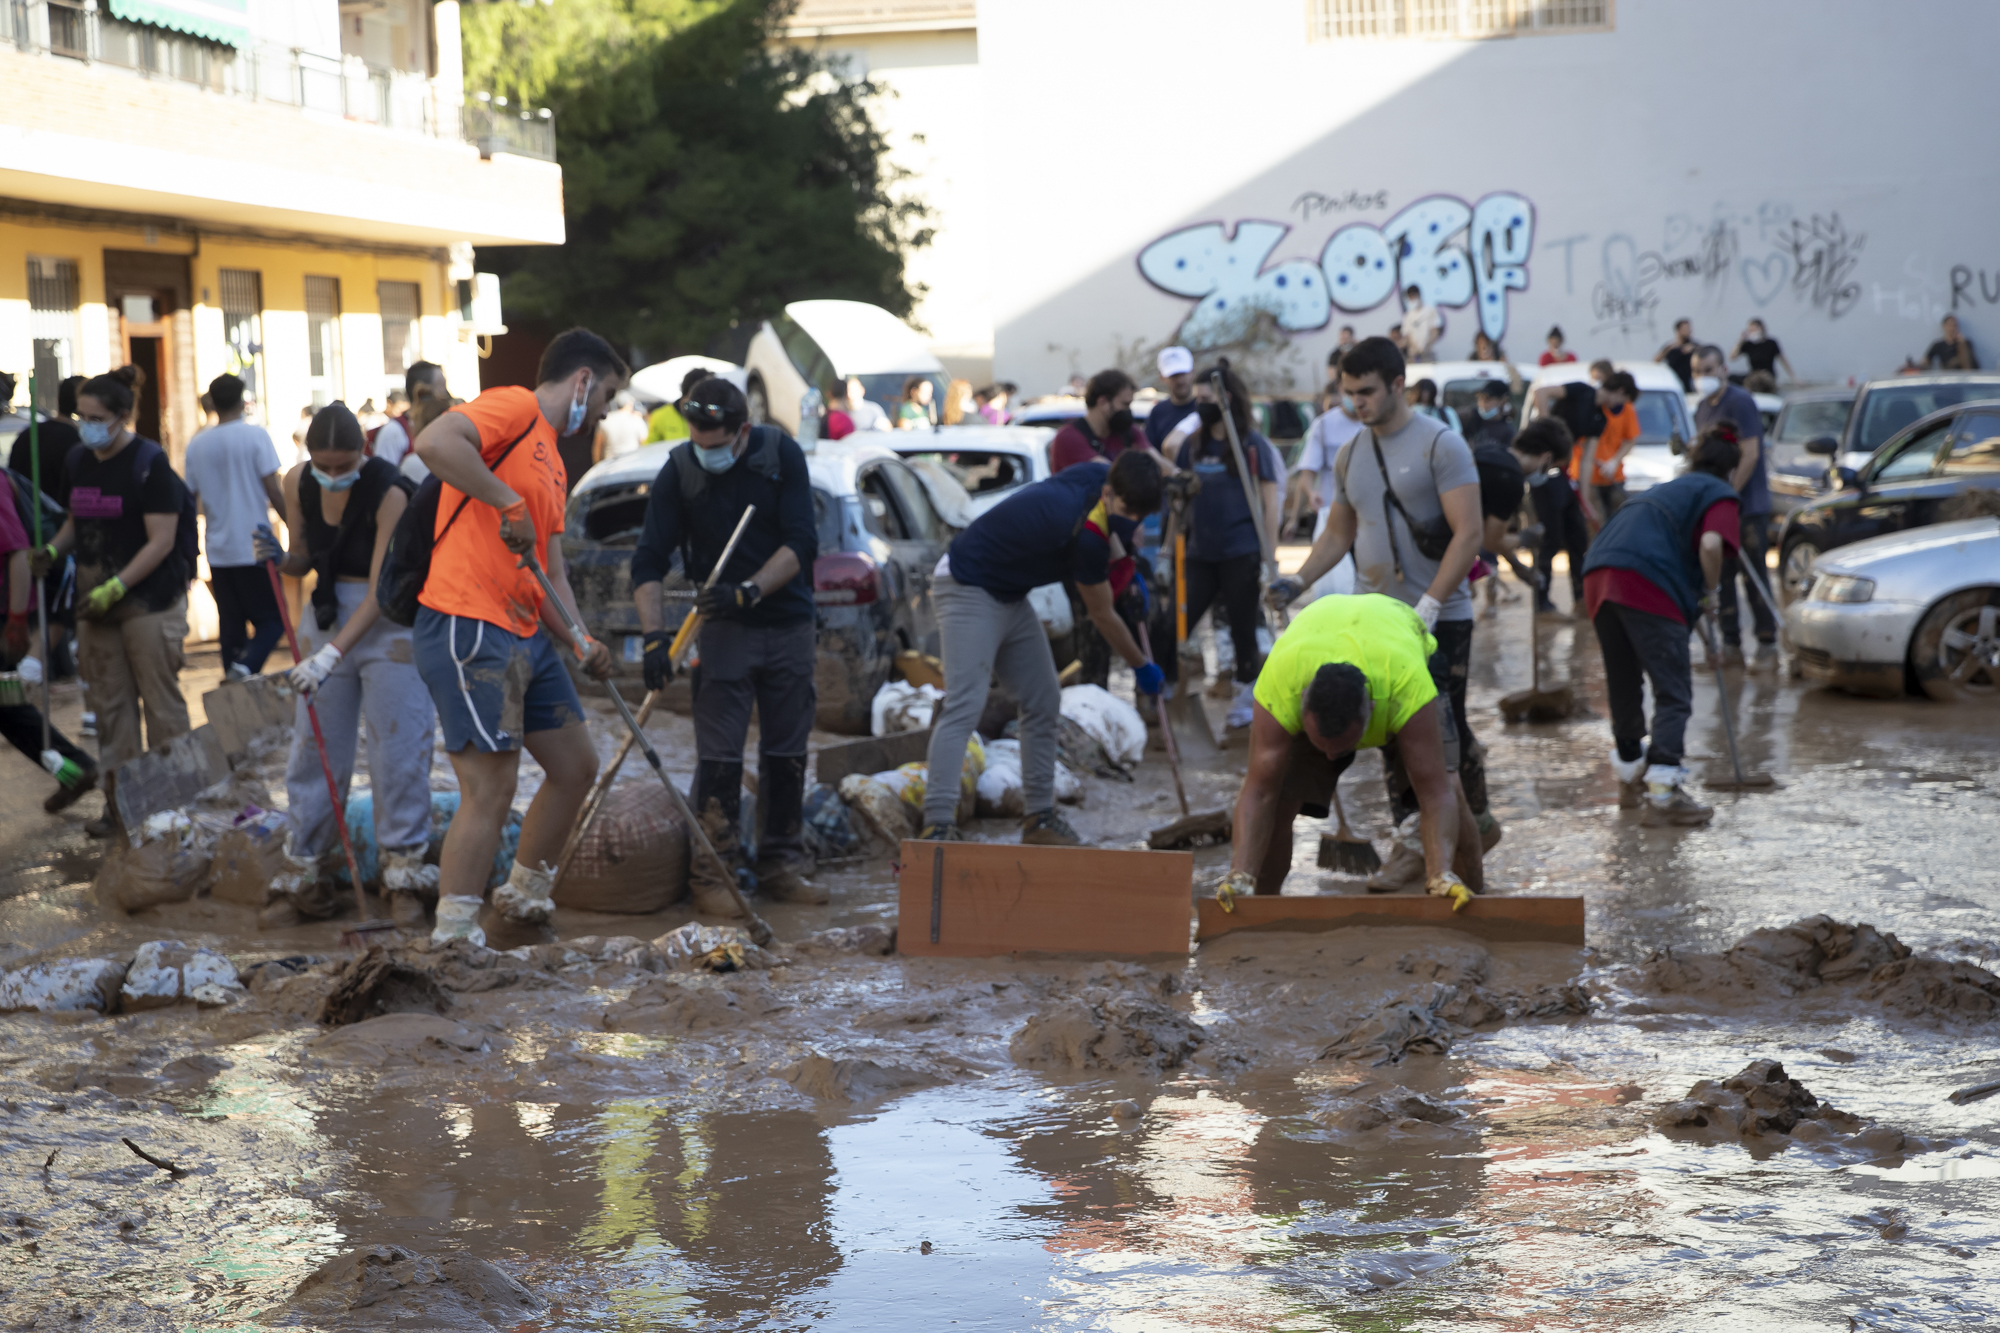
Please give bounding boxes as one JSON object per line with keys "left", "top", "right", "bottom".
{"left": 111, "top": 364, "right": 145, "bottom": 390}
{"left": 1215, "top": 356, "right": 1232, "bottom": 371}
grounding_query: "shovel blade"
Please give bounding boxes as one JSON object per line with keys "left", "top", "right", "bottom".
{"left": 1166, "top": 689, "right": 1221, "bottom": 756}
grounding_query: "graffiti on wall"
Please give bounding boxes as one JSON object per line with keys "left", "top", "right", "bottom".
{"left": 1137, "top": 192, "right": 1535, "bottom": 347}
{"left": 1587, "top": 208, "right": 1867, "bottom": 335}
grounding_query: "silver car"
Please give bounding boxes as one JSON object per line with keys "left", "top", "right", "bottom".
{"left": 1783, "top": 516, "right": 2000, "bottom": 701}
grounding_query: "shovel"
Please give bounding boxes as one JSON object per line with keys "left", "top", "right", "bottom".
{"left": 1499, "top": 586, "right": 1575, "bottom": 723}
{"left": 1697, "top": 613, "right": 1776, "bottom": 791}
{"left": 1140, "top": 623, "right": 1229, "bottom": 850}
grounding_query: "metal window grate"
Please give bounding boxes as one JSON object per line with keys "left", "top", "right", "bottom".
{"left": 27, "top": 257, "right": 81, "bottom": 413}
{"left": 219, "top": 269, "right": 263, "bottom": 399}
{"left": 304, "top": 275, "right": 342, "bottom": 406}
{"left": 377, "top": 281, "right": 421, "bottom": 390}
{"left": 1308, "top": 0, "right": 1610, "bottom": 39}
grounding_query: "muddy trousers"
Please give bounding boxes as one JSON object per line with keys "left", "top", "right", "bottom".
{"left": 925, "top": 573, "right": 1060, "bottom": 827}
{"left": 1531, "top": 481, "right": 1588, "bottom": 611}
{"left": 1718, "top": 512, "right": 1777, "bottom": 647}
{"left": 1161, "top": 552, "right": 1262, "bottom": 686}
{"left": 76, "top": 596, "right": 189, "bottom": 771}
{"left": 1387, "top": 617, "right": 1486, "bottom": 821}
{"left": 691, "top": 618, "right": 816, "bottom": 867}
{"left": 285, "top": 582, "right": 435, "bottom": 861}
{"left": 209, "top": 563, "right": 284, "bottom": 675}
{"left": 1593, "top": 601, "right": 1694, "bottom": 768}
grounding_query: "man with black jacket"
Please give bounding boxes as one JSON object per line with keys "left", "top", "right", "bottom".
{"left": 630, "top": 377, "right": 822, "bottom": 912}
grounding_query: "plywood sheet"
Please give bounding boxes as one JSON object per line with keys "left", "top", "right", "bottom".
{"left": 896, "top": 840, "right": 1193, "bottom": 958}
{"left": 1195, "top": 893, "right": 1585, "bottom": 946}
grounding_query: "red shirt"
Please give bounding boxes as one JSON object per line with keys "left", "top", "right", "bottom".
{"left": 1538, "top": 350, "right": 1578, "bottom": 366}
{"left": 1584, "top": 497, "right": 1739, "bottom": 625}
{"left": 1050, "top": 420, "right": 1151, "bottom": 472}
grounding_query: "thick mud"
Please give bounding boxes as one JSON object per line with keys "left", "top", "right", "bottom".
{"left": 1, "top": 583, "right": 1997, "bottom": 1331}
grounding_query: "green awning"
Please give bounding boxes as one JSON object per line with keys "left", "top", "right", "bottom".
{"left": 107, "top": 0, "right": 249, "bottom": 48}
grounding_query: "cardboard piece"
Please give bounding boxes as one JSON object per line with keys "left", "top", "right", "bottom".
{"left": 208, "top": 816, "right": 292, "bottom": 907}
{"left": 814, "top": 728, "right": 933, "bottom": 791}
{"left": 895, "top": 839, "right": 1192, "bottom": 958}
{"left": 202, "top": 675, "right": 298, "bottom": 760}
{"left": 1195, "top": 893, "right": 1585, "bottom": 947}
{"left": 112, "top": 726, "right": 229, "bottom": 844}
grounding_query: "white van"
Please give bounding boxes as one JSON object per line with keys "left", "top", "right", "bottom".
{"left": 1526, "top": 359, "right": 1695, "bottom": 494}
{"left": 745, "top": 299, "right": 948, "bottom": 435}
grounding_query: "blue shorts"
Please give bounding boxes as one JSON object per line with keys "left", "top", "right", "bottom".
{"left": 413, "top": 607, "right": 583, "bottom": 753}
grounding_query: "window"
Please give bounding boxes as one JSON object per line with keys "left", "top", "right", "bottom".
{"left": 881, "top": 462, "right": 942, "bottom": 542}
{"left": 218, "top": 269, "right": 264, "bottom": 401}
{"left": 1943, "top": 413, "right": 2000, "bottom": 475}
{"left": 857, "top": 469, "right": 908, "bottom": 541}
{"left": 899, "top": 450, "right": 1027, "bottom": 497}
{"left": 1308, "top": 0, "right": 1610, "bottom": 40}
{"left": 1869, "top": 422, "right": 1950, "bottom": 483}
{"left": 26, "top": 258, "right": 81, "bottom": 413}
{"left": 304, "top": 276, "right": 344, "bottom": 408}
{"left": 1854, "top": 384, "right": 1993, "bottom": 454}
{"left": 378, "top": 281, "right": 421, "bottom": 393}
{"left": 1631, "top": 390, "right": 1684, "bottom": 444}
{"left": 46, "top": 0, "right": 87, "bottom": 58}
{"left": 1773, "top": 398, "right": 1851, "bottom": 444}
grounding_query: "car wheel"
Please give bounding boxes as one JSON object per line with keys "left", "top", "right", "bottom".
{"left": 1780, "top": 539, "right": 1819, "bottom": 605}
{"left": 746, "top": 377, "right": 770, "bottom": 426}
{"left": 1910, "top": 588, "right": 2000, "bottom": 704}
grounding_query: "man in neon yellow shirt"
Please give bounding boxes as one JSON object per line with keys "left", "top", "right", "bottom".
{"left": 1218, "top": 593, "right": 1482, "bottom": 909}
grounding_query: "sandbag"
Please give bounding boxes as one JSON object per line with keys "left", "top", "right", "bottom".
{"left": 975, "top": 738, "right": 1082, "bottom": 817}
{"left": 871, "top": 680, "right": 942, "bottom": 736}
{"left": 0, "top": 957, "right": 130, "bottom": 1014}
{"left": 1060, "top": 684, "right": 1147, "bottom": 768}
{"left": 120, "top": 940, "right": 244, "bottom": 1011}
{"left": 96, "top": 813, "right": 212, "bottom": 913}
{"left": 556, "top": 783, "right": 687, "bottom": 914}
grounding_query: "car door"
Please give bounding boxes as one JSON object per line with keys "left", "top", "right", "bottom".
{"left": 877, "top": 459, "right": 949, "bottom": 648}
{"left": 1939, "top": 409, "right": 2000, "bottom": 495}
{"left": 1845, "top": 418, "right": 1954, "bottom": 547}
{"left": 855, "top": 461, "right": 932, "bottom": 645}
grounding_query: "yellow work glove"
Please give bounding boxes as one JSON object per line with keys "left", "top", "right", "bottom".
{"left": 1426, "top": 872, "right": 1474, "bottom": 913}
{"left": 80, "top": 576, "right": 126, "bottom": 620}
{"left": 1215, "top": 869, "right": 1256, "bottom": 913}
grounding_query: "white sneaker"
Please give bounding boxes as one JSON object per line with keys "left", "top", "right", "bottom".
{"left": 492, "top": 859, "right": 556, "bottom": 925}
{"left": 1225, "top": 681, "right": 1255, "bottom": 730}
{"left": 79, "top": 711, "right": 96, "bottom": 738}
{"left": 224, "top": 663, "right": 253, "bottom": 683}
{"left": 430, "top": 895, "right": 487, "bottom": 947}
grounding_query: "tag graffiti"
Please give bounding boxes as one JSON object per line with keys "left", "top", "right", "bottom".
{"left": 1138, "top": 192, "right": 1535, "bottom": 345}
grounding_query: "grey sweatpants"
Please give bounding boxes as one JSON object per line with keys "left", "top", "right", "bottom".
{"left": 924, "top": 573, "right": 1061, "bottom": 826}
{"left": 286, "top": 581, "right": 436, "bottom": 859}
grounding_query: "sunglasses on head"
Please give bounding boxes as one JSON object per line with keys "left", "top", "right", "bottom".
{"left": 684, "top": 399, "right": 745, "bottom": 430}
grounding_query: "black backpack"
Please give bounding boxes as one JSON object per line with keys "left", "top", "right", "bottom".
{"left": 1551, "top": 381, "right": 1608, "bottom": 442}
{"left": 376, "top": 423, "right": 536, "bottom": 627}
{"left": 65, "top": 439, "right": 199, "bottom": 587}
{"left": 3, "top": 468, "right": 66, "bottom": 548}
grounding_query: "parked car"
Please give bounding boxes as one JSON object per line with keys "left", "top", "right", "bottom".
{"left": 1767, "top": 389, "right": 1857, "bottom": 518}
{"left": 1803, "top": 372, "right": 2000, "bottom": 475}
{"left": 1776, "top": 400, "right": 2000, "bottom": 601}
{"left": 626, "top": 355, "right": 744, "bottom": 410}
{"left": 1783, "top": 516, "right": 2000, "bottom": 701}
{"left": 1525, "top": 360, "right": 1695, "bottom": 494}
{"left": 560, "top": 436, "right": 958, "bottom": 734}
{"left": 1403, "top": 360, "right": 1535, "bottom": 423}
{"left": 744, "top": 300, "right": 948, "bottom": 436}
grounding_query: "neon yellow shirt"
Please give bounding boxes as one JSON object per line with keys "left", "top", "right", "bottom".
{"left": 646, "top": 403, "right": 690, "bottom": 443}
{"left": 1252, "top": 593, "right": 1437, "bottom": 748}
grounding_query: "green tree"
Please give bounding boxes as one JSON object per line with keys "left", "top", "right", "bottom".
{"left": 463, "top": 0, "right": 931, "bottom": 360}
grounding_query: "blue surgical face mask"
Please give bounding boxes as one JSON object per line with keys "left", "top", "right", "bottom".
{"left": 565, "top": 372, "right": 594, "bottom": 435}
{"left": 311, "top": 464, "right": 360, "bottom": 491}
{"left": 1340, "top": 395, "right": 1359, "bottom": 417}
{"left": 695, "top": 439, "right": 739, "bottom": 474}
{"left": 1108, "top": 513, "right": 1140, "bottom": 545}
{"left": 1479, "top": 404, "right": 1503, "bottom": 419}
{"left": 79, "top": 420, "right": 114, "bottom": 448}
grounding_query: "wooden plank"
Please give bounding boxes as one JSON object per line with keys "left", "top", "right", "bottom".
{"left": 896, "top": 839, "right": 1193, "bottom": 958}
{"left": 1195, "top": 893, "right": 1585, "bottom": 946}
{"left": 814, "top": 728, "right": 933, "bottom": 790}
{"left": 111, "top": 725, "right": 229, "bottom": 845}
{"left": 201, "top": 674, "right": 298, "bottom": 761}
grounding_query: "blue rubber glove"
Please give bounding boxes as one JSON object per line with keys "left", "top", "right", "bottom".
{"left": 1133, "top": 660, "right": 1164, "bottom": 696}
{"left": 253, "top": 524, "right": 282, "bottom": 564}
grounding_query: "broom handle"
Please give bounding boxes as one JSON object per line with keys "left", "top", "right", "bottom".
{"left": 666, "top": 505, "right": 756, "bottom": 665}
{"left": 1529, "top": 580, "right": 1541, "bottom": 692}
{"left": 1137, "top": 623, "right": 1188, "bottom": 818}
{"left": 27, "top": 372, "right": 48, "bottom": 755}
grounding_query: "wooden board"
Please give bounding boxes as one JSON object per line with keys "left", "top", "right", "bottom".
{"left": 1195, "top": 893, "right": 1585, "bottom": 946}
{"left": 814, "top": 728, "right": 933, "bottom": 790}
{"left": 111, "top": 725, "right": 229, "bottom": 845}
{"left": 201, "top": 674, "right": 298, "bottom": 761}
{"left": 896, "top": 840, "right": 1193, "bottom": 958}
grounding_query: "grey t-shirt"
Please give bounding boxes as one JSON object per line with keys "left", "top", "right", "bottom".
{"left": 1331, "top": 414, "right": 1480, "bottom": 621}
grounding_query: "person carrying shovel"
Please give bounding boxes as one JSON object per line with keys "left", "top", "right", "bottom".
{"left": 1215, "top": 593, "right": 1482, "bottom": 910}
{"left": 628, "top": 376, "right": 822, "bottom": 911}
{"left": 1579, "top": 424, "right": 1743, "bottom": 827}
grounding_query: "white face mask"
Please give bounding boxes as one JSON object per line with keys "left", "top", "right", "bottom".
{"left": 1694, "top": 376, "right": 1722, "bottom": 395}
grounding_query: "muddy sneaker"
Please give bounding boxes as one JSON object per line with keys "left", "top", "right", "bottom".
{"left": 1477, "top": 811, "right": 1504, "bottom": 853}
{"left": 1020, "top": 809, "right": 1083, "bottom": 846}
{"left": 43, "top": 760, "right": 97, "bottom": 814}
{"left": 78, "top": 711, "right": 96, "bottom": 739}
{"left": 1748, "top": 642, "right": 1780, "bottom": 674}
{"left": 381, "top": 848, "right": 439, "bottom": 898}
{"left": 756, "top": 857, "right": 829, "bottom": 904}
{"left": 1535, "top": 605, "right": 1572, "bottom": 624}
{"left": 1718, "top": 643, "right": 1745, "bottom": 669}
{"left": 1225, "top": 681, "right": 1255, "bottom": 730}
{"left": 1611, "top": 749, "right": 1647, "bottom": 810}
{"left": 431, "top": 894, "right": 487, "bottom": 947}
{"left": 689, "top": 804, "right": 752, "bottom": 918}
{"left": 1640, "top": 765, "right": 1714, "bottom": 827}
{"left": 492, "top": 859, "right": 556, "bottom": 925}
{"left": 916, "top": 821, "right": 965, "bottom": 841}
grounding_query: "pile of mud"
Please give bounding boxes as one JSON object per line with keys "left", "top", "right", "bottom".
{"left": 1655, "top": 1058, "right": 1940, "bottom": 1159}
{"left": 1319, "top": 945, "right": 1591, "bottom": 1065}
{"left": 1619, "top": 915, "right": 2000, "bottom": 1026}
{"left": 1010, "top": 963, "right": 1206, "bottom": 1075}
{"left": 266, "top": 1244, "right": 543, "bottom": 1330}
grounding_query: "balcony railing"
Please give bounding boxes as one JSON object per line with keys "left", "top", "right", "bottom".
{"left": 4, "top": 0, "right": 556, "bottom": 161}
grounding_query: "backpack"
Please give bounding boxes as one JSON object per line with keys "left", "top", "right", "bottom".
{"left": 1550, "top": 381, "right": 1607, "bottom": 442}
{"left": 376, "top": 421, "right": 536, "bottom": 627}
{"left": 3, "top": 468, "right": 66, "bottom": 548}
{"left": 64, "top": 439, "right": 199, "bottom": 587}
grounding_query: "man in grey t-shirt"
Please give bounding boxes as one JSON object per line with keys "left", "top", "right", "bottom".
{"left": 1270, "top": 336, "right": 1497, "bottom": 879}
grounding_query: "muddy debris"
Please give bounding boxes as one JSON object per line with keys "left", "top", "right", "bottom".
{"left": 788, "top": 924, "right": 897, "bottom": 957}
{"left": 265, "top": 1244, "right": 544, "bottom": 1330}
{"left": 780, "top": 1053, "right": 941, "bottom": 1102}
{"left": 310, "top": 1012, "right": 495, "bottom": 1065}
{"left": 1655, "top": 1059, "right": 1936, "bottom": 1158}
{"left": 318, "top": 947, "right": 452, "bottom": 1026}
{"left": 1314, "top": 1084, "right": 1468, "bottom": 1137}
{"left": 1010, "top": 964, "right": 1203, "bottom": 1074}
{"left": 1320, "top": 977, "right": 1592, "bottom": 1066}
{"left": 602, "top": 974, "right": 774, "bottom": 1034}
{"left": 0, "top": 956, "right": 130, "bottom": 1015}
{"left": 121, "top": 941, "right": 244, "bottom": 1011}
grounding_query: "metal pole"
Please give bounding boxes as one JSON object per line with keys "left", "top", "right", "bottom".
{"left": 27, "top": 371, "right": 48, "bottom": 756}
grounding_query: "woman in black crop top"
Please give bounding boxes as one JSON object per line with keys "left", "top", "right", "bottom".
{"left": 254, "top": 402, "right": 440, "bottom": 927}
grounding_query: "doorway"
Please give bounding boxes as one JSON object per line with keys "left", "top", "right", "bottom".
{"left": 104, "top": 249, "right": 191, "bottom": 453}
{"left": 115, "top": 294, "right": 173, "bottom": 447}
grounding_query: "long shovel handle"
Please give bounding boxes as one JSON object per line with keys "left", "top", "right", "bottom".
{"left": 1699, "top": 614, "right": 1748, "bottom": 787}
{"left": 265, "top": 560, "right": 368, "bottom": 921}
{"left": 1209, "top": 371, "right": 1278, "bottom": 584}
{"left": 520, "top": 553, "right": 774, "bottom": 945}
{"left": 551, "top": 689, "right": 658, "bottom": 893}
{"left": 1738, "top": 547, "right": 1784, "bottom": 626}
{"left": 1137, "top": 623, "right": 1188, "bottom": 818}
{"left": 666, "top": 504, "right": 758, "bottom": 666}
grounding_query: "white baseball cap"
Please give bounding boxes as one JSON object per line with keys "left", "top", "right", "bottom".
{"left": 1157, "top": 346, "right": 1194, "bottom": 378}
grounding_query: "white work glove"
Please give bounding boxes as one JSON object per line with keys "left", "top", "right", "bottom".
{"left": 289, "top": 642, "right": 342, "bottom": 694}
{"left": 1414, "top": 594, "right": 1442, "bottom": 630}
{"left": 15, "top": 655, "right": 42, "bottom": 685}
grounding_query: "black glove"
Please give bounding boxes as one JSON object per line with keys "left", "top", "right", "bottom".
{"left": 642, "top": 629, "right": 675, "bottom": 691}
{"left": 697, "top": 580, "right": 762, "bottom": 619}
{"left": 1164, "top": 470, "right": 1202, "bottom": 505}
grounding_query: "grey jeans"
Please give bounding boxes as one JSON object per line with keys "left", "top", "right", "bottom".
{"left": 286, "top": 581, "right": 436, "bottom": 858}
{"left": 924, "top": 573, "right": 1061, "bottom": 826}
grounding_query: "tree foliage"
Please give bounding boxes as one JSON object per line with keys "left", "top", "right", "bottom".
{"left": 463, "top": 0, "right": 931, "bottom": 360}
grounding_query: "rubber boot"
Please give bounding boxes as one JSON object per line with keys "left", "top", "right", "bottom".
{"left": 1640, "top": 764, "right": 1713, "bottom": 827}
{"left": 755, "top": 754, "right": 827, "bottom": 904}
{"left": 1611, "top": 748, "right": 1647, "bottom": 810}
{"left": 493, "top": 858, "right": 556, "bottom": 925}
{"left": 689, "top": 805, "right": 752, "bottom": 919}
{"left": 270, "top": 841, "right": 340, "bottom": 920}
{"left": 382, "top": 847, "right": 439, "bottom": 928}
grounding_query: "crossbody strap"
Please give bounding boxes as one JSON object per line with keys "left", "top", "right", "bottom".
{"left": 435, "top": 421, "right": 536, "bottom": 550}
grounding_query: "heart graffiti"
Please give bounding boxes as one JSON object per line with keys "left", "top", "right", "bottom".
{"left": 1740, "top": 253, "right": 1791, "bottom": 306}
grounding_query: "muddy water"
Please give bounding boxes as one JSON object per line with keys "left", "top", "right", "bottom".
{"left": 3, "top": 584, "right": 1998, "bottom": 1330}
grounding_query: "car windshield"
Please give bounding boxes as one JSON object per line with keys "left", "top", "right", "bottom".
{"left": 898, "top": 449, "right": 1029, "bottom": 497}
{"left": 1853, "top": 384, "right": 1999, "bottom": 453}
{"left": 1632, "top": 390, "right": 1683, "bottom": 443}
{"left": 1774, "top": 398, "right": 1851, "bottom": 443}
